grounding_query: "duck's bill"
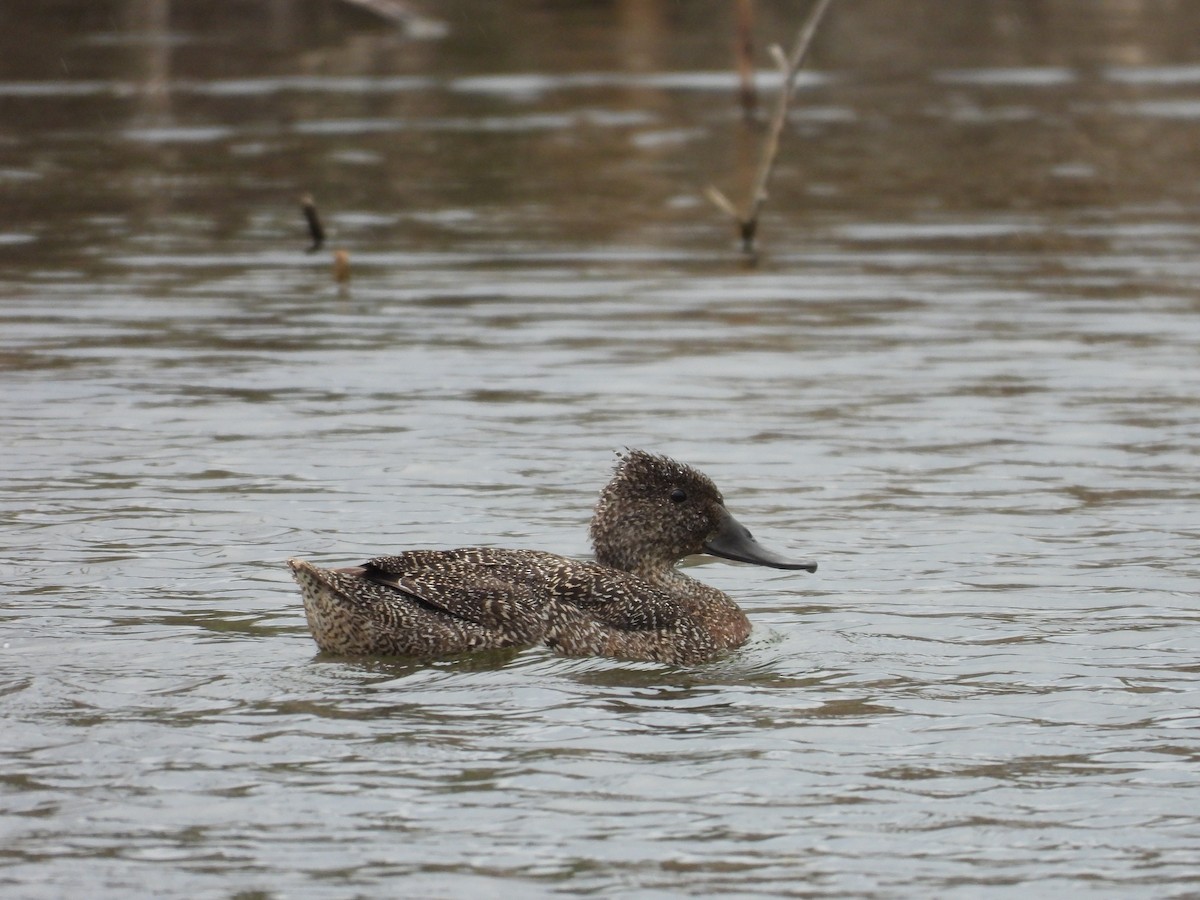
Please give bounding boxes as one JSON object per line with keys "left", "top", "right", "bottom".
{"left": 703, "top": 510, "right": 817, "bottom": 572}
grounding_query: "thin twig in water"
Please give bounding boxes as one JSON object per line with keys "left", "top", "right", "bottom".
{"left": 300, "top": 194, "right": 350, "bottom": 289}
{"left": 301, "top": 194, "right": 325, "bottom": 253}
{"left": 735, "top": 0, "right": 758, "bottom": 122}
{"left": 333, "top": 249, "right": 351, "bottom": 285}
{"left": 706, "top": 0, "right": 833, "bottom": 255}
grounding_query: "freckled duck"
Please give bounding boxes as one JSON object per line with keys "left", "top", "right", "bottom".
{"left": 288, "top": 450, "right": 816, "bottom": 665}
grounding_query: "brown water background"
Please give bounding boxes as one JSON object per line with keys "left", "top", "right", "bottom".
{"left": 3, "top": 1, "right": 1200, "bottom": 896}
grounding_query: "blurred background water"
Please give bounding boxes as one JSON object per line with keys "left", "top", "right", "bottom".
{"left": 3, "top": 1, "right": 1200, "bottom": 896}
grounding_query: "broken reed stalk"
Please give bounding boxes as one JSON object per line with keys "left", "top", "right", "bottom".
{"left": 300, "top": 194, "right": 352, "bottom": 286}
{"left": 706, "top": 0, "right": 833, "bottom": 255}
{"left": 333, "top": 249, "right": 351, "bottom": 284}
{"left": 301, "top": 194, "right": 325, "bottom": 253}
{"left": 735, "top": 0, "right": 758, "bottom": 122}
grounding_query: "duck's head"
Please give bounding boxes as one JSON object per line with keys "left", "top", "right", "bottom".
{"left": 589, "top": 449, "right": 817, "bottom": 578}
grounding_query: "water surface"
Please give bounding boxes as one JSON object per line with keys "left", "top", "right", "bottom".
{"left": 3, "top": 2, "right": 1200, "bottom": 897}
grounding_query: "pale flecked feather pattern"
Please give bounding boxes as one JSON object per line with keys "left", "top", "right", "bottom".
{"left": 289, "top": 450, "right": 780, "bottom": 665}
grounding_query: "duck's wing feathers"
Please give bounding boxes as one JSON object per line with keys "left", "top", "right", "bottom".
{"left": 351, "top": 551, "right": 723, "bottom": 665}
{"left": 360, "top": 548, "right": 560, "bottom": 639}
{"left": 364, "top": 550, "right": 690, "bottom": 632}
{"left": 550, "top": 562, "right": 690, "bottom": 631}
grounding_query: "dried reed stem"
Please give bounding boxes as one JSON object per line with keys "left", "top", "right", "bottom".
{"left": 735, "top": 0, "right": 758, "bottom": 122}
{"left": 707, "top": 0, "right": 833, "bottom": 255}
{"left": 301, "top": 194, "right": 325, "bottom": 253}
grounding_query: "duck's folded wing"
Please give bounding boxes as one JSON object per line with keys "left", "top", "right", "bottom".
{"left": 361, "top": 552, "right": 550, "bottom": 640}
{"left": 551, "top": 564, "right": 689, "bottom": 631}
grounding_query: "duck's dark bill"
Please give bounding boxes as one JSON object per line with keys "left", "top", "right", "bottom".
{"left": 704, "top": 511, "right": 817, "bottom": 572}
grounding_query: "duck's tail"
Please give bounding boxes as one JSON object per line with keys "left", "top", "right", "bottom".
{"left": 286, "top": 557, "right": 527, "bottom": 659}
{"left": 287, "top": 558, "right": 376, "bottom": 654}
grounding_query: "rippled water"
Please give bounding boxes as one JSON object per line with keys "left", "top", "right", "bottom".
{"left": 4, "top": 2, "right": 1200, "bottom": 897}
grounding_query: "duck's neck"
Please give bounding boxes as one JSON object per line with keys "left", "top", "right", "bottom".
{"left": 593, "top": 543, "right": 668, "bottom": 580}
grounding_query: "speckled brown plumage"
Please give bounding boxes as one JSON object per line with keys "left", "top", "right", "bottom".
{"left": 288, "top": 450, "right": 817, "bottom": 665}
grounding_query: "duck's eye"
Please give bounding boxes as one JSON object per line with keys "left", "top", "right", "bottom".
{"left": 669, "top": 488, "right": 687, "bottom": 504}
